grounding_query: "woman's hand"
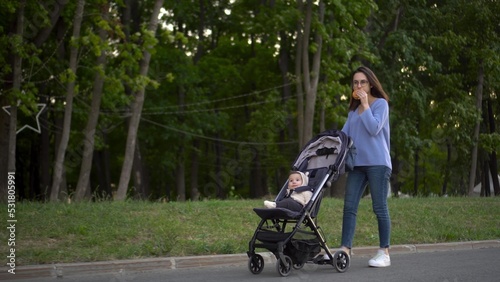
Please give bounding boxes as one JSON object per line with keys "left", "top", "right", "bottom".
{"left": 356, "top": 89, "right": 370, "bottom": 113}
{"left": 355, "top": 89, "right": 368, "bottom": 100}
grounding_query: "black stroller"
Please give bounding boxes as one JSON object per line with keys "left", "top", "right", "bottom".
{"left": 247, "top": 129, "right": 354, "bottom": 277}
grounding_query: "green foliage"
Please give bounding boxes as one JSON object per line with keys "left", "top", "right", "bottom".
{"left": 480, "top": 133, "right": 500, "bottom": 153}
{"left": 364, "top": 0, "right": 500, "bottom": 196}
{"left": 2, "top": 0, "right": 498, "bottom": 201}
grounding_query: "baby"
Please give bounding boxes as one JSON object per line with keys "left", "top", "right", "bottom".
{"left": 264, "top": 171, "right": 312, "bottom": 212}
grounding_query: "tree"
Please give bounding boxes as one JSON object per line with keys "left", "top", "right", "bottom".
{"left": 295, "top": 0, "right": 324, "bottom": 148}
{"left": 50, "top": 0, "right": 85, "bottom": 201}
{"left": 425, "top": 0, "right": 500, "bottom": 196}
{"left": 3, "top": 0, "right": 26, "bottom": 204}
{"left": 74, "top": 2, "right": 110, "bottom": 201}
{"left": 115, "top": 0, "right": 164, "bottom": 200}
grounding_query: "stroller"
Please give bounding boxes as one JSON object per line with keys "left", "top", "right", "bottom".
{"left": 247, "top": 129, "right": 354, "bottom": 277}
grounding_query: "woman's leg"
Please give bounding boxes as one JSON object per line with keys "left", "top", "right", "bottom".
{"left": 341, "top": 168, "right": 368, "bottom": 249}
{"left": 367, "top": 166, "right": 392, "bottom": 249}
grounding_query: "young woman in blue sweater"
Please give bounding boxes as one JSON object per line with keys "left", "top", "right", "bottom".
{"left": 340, "top": 66, "right": 392, "bottom": 267}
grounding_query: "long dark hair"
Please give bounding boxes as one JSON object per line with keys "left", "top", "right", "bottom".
{"left": 348, "top": 66, "right": 389, "bottom": 111}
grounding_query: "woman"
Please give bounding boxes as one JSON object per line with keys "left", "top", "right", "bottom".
{"left": 340, "top": 66, "right": 392, "bottom": 267}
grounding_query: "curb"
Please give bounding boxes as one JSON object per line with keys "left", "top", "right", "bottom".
{"left": 2, "top": 240, "right": 500, "bottom": 280}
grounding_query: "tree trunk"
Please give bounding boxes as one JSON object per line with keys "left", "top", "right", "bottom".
{"left": 468, "top": 61, "right": 484, "bottom": 196}
{"left": 74, "top": 3, "right": 109, "bottom": 201}
{"left": 187, "top": 0, "right": 206, "bottom": 201}
{"left": 413, "top": 148, "right": 419, "bottom": 196}
{"left": 93, "top": 133, "right": 112, "bottom": 198}
{"left": 50, "top": 110, "right": 66, "bottom": 200}
{"left": 391, "top": 151, "right": 401, "bottom": 197}
{"left": 486, "top": 98, "right": 499, "bottom": 195}
{"left": 39, "top": 96, "right": 50, "bottom": 199}
{"left": 34, "top": 0, "right": 67, "bottom": 47}
{"left": 115, "top": 0, "right": 164, "bottom": 200}
{"left": 175, "top": 85, "right": 186, "bottom": 201}
{"left": 302, "top": 0, "right": 323, "bottom": 142}
{"left": 481, "top": 158, "right": 490, "bottom": 197}
{"left": 0, "top": 95, "right": 9, "bottom": 203}
{"left": 9, "top": 0, "right": 26, "bottom": 172}
{"left": 120, "top": 0, "right": 149, "bottom": 201}
{"left": 296, "top": 0, "right": 324, "bottom": 148}
{"left": 2, "top": 0, "right": 26, "bottom": 203}
{"left": 50, "top": 0, "right": 85, "bottom": 201}
{"left": 278, "top": 31, "right": 294, "bottom": 139}
{"left": 441, "top": 143, "right": 451, "bottom": 196}
{"left": 488, "top": 153, "right": 499, "bottom": 196}
{"left": 30, "top": 1, "right": 63, "bottom": 201}
{"left": 214, "top": 133, "right": 225, "bottom": 198}
{"left": 132, "top": 142, "right": 150, "bottom": 199}
{"left": 176, "top": 146, "right": 186, "bottom": 201}
{"left": 295, "top": 0, "right": 305, "bottom": 149}
{"left": 190, "top": 140, "right": 200, "bottom": 201}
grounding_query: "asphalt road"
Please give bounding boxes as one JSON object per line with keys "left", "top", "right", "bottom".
{"left": 10, "top": 247, "right": 500, "bottom": 282}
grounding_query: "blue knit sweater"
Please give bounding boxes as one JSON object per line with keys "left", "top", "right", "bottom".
{"left": 342, "top": 98, "right": 392, "bottom": 169}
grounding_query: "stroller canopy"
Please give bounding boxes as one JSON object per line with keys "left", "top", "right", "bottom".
{"left": 292, "top": 129, "right": 351, "bottom": 173}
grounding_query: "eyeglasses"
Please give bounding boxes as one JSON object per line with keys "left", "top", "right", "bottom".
{"left": 353, "top": 80, "right": 369, "bottom": 87}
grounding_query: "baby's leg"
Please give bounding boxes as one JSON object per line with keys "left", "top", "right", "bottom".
{"left": 276, "top": 198, "right": 303, "bottom": 212}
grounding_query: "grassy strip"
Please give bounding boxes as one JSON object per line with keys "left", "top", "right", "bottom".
{"left": 2, "top": 197, "right": 499, "bottom": 265}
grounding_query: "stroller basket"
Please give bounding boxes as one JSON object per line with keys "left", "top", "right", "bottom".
{"left": 286, "top": 230, "right": 321, "bottom": 264}
{"left": 288, "top": 239, "right": 321, "bottom": 264}
{"left": 256, "top": 231, "right": 292, "bottom": 243}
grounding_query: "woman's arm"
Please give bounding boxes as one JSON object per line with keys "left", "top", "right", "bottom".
{"left": 360, "top": 99, "right": 389, "bottom": 136}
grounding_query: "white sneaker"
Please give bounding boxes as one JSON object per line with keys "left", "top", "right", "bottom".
{"left": 368, "top": 250, "right": 391, "bottom": 267}
{"left": 264, "top": 200, "right": 276, "bottom": 208}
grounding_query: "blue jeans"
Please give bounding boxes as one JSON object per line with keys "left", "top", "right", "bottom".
{"left": 341, "top": 166, "right": 392, "bottom": 249}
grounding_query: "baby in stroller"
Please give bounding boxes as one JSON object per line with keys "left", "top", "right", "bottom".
{"left": 263, "top": 171, "right": 312, "bottom": 212}
{"left": 248, "top": 130, "right": 352, "bottom": 277}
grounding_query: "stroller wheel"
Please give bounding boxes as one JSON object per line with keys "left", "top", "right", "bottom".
{"left": 293, "top": 262, "right": 304, "bottom": 270}
{"left": 248, "top": 254, "right": 264, "bottom": 274}
{"left": 333, "top": 250, "right": 350, "bottom": 273}
{"left": 276, "top": 255, "right": 293, "bottom": 277}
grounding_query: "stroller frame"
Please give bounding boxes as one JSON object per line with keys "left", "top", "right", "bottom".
{"left": 247, "top": 130, "right": 352, "bottom": 277}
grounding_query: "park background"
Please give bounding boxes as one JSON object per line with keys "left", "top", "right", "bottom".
{"left": 0, "top": 0, "right": 499, "bottom": 203}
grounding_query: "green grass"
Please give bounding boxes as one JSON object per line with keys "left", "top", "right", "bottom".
{"left": 1, "top": 197, "right": 499, "bottom": 266}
